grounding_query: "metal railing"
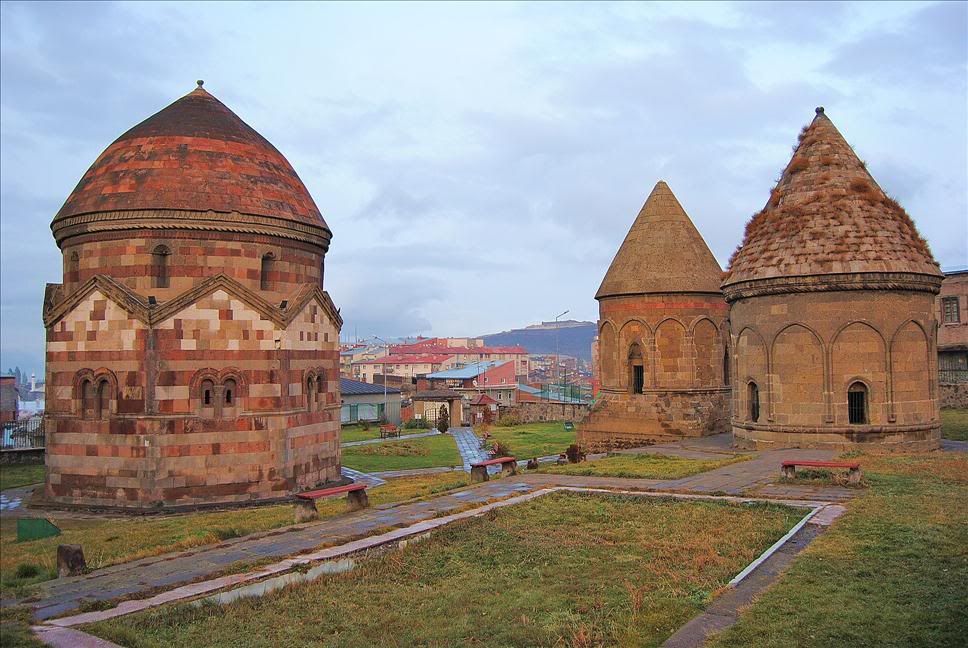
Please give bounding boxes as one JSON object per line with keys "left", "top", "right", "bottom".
{"left": 939, "top": 369, "right": 968, "bottom": 384}
{"left": 1, "top": 417, "right": 45, "bottom": 450}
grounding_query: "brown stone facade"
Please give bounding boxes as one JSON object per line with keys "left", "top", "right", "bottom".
{"left": 725, "top": 284, "right": 941, "bottom": 450}
{"left": 580, "top": 293, "right": 731, "bottom": 450}
{"left": 42, "top": 85, "right": 342, "bottom": 509}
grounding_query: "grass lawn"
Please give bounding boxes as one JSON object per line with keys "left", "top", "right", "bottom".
{"left": 339, "top": 423, "right": 382, "bottom": 444}
{"left": 537, "top": 452, "right": 750, "bottom": 480}
{"left": 340, "top": 434, "right": 460, "bottom": 472}
{"left": 711, "top": 452, "right": 968, "bottom": 647}
{"left": 85, "top": 492, "right": 803, "bottom": 647}
{"left": 483, "top": 421, "right": 577, "bottom": 458}
{"left": 941, "top": 408, "right": 968, "bottom": 441}
{"left": 0, "top": 464, "right": 45, "bottom": 491}
{"left": 0, "top": 472, "right": 469, "bottom": 599}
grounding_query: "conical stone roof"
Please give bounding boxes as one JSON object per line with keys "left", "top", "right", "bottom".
{"left": 596, "top": 181, "right": 723, "bottom": 299}
{"left": 723, "top": 108, "right": 940, "bottom": 287}
{"left": 53, "top": 83, "right": 327, "bottom": 238}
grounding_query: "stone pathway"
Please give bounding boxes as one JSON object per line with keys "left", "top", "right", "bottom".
{"left": 942, "top": 439, "right": 968, "bottom": 452}
{"left": 339, "top": 467, "right": 387, "bottom": 487}
{"left": 340, "top": 430, "right": 439, "bottom": 447}
{"left": 449, "top": 427, "right": 491, "bottom": 471}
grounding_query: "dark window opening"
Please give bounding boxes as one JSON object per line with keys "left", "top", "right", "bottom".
{"left": 748, "top": 382, "right": 760, "bottom": 422}
{"left": 633, "top": 365, "right": 644, "bottom": 394}
{"left": 723, "top": 348, "right": 731, "bottom": 386}
{"left": 82, "top": 379, "right": 95, "bottom": 418}
{"left": 848, "top": 383, "right": 868, "bottom": 424}
{"left": 204, "top": 389, "right": 211, "bottom": 405}
{"left": 260, "top": 254, "right": 274, "bottom": 290}
{"left": 153, "top": 246, "right": 170, "bottom": 289}
{"left": 97, "top": 379, "right": 111, "bottom": 419}
{"left": 319, "top": 260, "right": 325, "bottom": 289}
{"left": 307, "top": 377, "right": 316, "bottom": 409}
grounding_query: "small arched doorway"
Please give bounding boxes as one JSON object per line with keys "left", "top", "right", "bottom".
{"left": 628, "top": 343, "right": 644, "bottom": 394}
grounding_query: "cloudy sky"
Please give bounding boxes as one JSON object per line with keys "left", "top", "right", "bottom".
{"left": 1, "top": 1, "right": 966, "bottom": 373}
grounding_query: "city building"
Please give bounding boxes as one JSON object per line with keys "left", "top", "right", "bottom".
{"left": 580, "top": 181, "right": 731, "bottom": 450}
{"left": 340, "top": 377, "right": 401, "bottom": 425}
{"left": 353, "top": 354, "right": 454, "bottom": 384}
{"left": 0, "top": 375, "right": 18, "bottom": 424}
{"left": 937, "top": 269, "right": 968, "bottom": 384}
{"left": 392, "top": 339, "right": 530, "bottom": 381}
{"left": 425, "top": 361, "right": 518, "bottom": 406}
{"left": 42, "top": 83, "right": 342, "bottom": 509}
{"left": 723, "top": 108, "right": 943, "bottom": 450}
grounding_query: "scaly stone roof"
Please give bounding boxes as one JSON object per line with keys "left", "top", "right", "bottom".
{"left": 53, "top": 82, "right": 327, "bottom": 230}
{"left": 596, "top": 181, "right": 723, "bottom": 299}
{"left": 723, "top": 108, "right": 941, "bottom": 287}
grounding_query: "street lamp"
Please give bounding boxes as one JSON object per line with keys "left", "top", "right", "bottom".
{"left": 373, "top": 336, "right": 390, "bottom": 424}
{"left": 554, "top": 309, "right": 569, "bottom": 398}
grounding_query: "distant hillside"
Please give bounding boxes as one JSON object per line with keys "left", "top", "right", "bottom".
{"left": 481, "top": 320, "right": 596, "bottom": 361}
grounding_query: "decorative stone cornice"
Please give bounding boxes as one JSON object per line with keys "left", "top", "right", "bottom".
{"left": 44, "top": 273, "right": 342, "bottom": 331}
{"left": 722, "top": 271, "right": 943, "bottom": 303}
{"left": 51, "top": 209, "right": 332, "bottom": 251}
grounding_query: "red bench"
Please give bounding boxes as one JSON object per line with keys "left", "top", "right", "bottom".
{"left": 379, "top": 424, "right": 400, "bottom": 438}
{"left": 293, "top": 483, "right": 369, "bottom": 522}
{"left": 470, "top": 456, "right": 517, "bottom": 482}
{"left": 781, "top": 460, "right": 862, "bottom": 485}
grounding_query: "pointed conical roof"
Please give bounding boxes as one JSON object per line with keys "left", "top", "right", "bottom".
{"left": 53, "top": 82, "right": 327, "bottom": 236}
{"left": 596, "top": 181, "right": 723, "bottom": 299}
{"left": 723, "top": 108, "right": 940, "bottom": 287}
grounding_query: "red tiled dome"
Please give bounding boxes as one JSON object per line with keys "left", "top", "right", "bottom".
{"left": 53, "top": 83, "right": 327, "bottom": 231}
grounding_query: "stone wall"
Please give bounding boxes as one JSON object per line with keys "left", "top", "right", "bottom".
{"left": 504, "top": 401, "right": 589, "bottom": 424}
{"left": 940, "top": 382, "right": 968, "bottom": 409}
{"left": 727, "top": 287, "right": 940, "bottom": 450}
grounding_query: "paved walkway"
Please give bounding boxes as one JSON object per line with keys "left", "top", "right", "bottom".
{"left": 340, "top": 466, "right": 386, "bottom": 487}
{"left": 340, "top": 430, "right": 439, "bottom": 447}
{"left": 450, "top": 427, "right": 491, "bottom": 471}
{"left": 13, "top": 440, "right": 850, "bottom": 621}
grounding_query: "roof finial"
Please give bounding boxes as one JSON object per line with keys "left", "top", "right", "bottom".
{"left": 196, "top": 79, "right": 204, "bottom": 88}
{"left": 815, "top": 106, "right": 825, "bottom": 115}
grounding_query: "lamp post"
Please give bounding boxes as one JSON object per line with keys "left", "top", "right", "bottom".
{"left": 554, "top": 309, "right": 569, "bottom": 398}
{"left": 373, "top": 336, "right": 390, "bottom": 423}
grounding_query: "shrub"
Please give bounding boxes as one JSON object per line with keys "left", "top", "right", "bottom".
{"left": 404, "top": 418, "right": 431, "bottom": 430}
{"left": 491, "top": 441, "right": 512, "bottom": 458}
{"left": 437, "top": 405, "right": 450, "bottom": 434}
{"left": 496, "top": 411, "right": 522, "bottom": 427}
{"left": 14, "top": 563, "right": 40, "bottom": 579}
{"left": 360, "top": 420, "right": 370, "bottom": 431}
{"left": 565, "top": 444, "right": 586, "bottom": 464}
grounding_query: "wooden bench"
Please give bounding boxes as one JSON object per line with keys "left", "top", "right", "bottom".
{"left": 781, "top": 460, "right": 862, "bottom": 485}
{"left": 293, "top": 483, "right": 369, "bottom": 522}
{"left": 470, "top": 456, "right": 517, "bottom": 483}
{"left": 379, "top": 424, "right": 400, "bottom": 438}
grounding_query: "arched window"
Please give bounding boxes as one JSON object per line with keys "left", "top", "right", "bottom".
{"left": 200, "top": 378, "right": 215, "bottom": 418}
{"left": 223, "top": 378, "right": 238, "bottom": 416}
{"left": 319, "top": 260, "right": 325, "bottom": 289}
{"left": 748, "top": 382, "right": 760, "bottom": 422}
{"left": 260, "top": 253, "right": 275, "bottom": 290}
{"left": 316, "top": 371, "right": 325, "bottom": 409}
{"left": 628, "top": 343, "right": 644, "bottom": 394}
{"left": 152, "top": 245, "right": 170, "bottom": 289}
{"left": 306, "top": 375, "right": 316, "bottom": 410}
{"left": 723, "top": 348, "right": 731, "bottom": 386}
{"left": 82, "top": 379, "right": 96, "bottom": 419}
{"left": 96, "top": 379, "right": 111, "bottom": 419}
{"left": 848, "top": 382, "right": 868, "bottom": 424}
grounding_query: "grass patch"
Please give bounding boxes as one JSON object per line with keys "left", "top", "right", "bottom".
{"left": 340, "top": 434, "right": 460, "bottom": 472}
{"left": 84, "top": 492, "right": 803, "bottom": 647}
{"left": 710, "top": 452, "right": 968, "bottom": 647}
{"left": 0, "top": 605, "right": 45, "bottom": 648}
{"left": 537, "top": 452, "right": 750, "bottom": 479}
{"left": 0, "top": 464, "right": 46, "bottom": 491}
{"left": 482, "top": 421, "right": 577, "bottom": 459}
{"left": 0, "top": 473, "right": 467, "bottom": 598}
{"left": 941, "top": 408, "right": 968, "bottom": 441}
{"left": 339, "top": 423, "right": 382, "bottom": 444}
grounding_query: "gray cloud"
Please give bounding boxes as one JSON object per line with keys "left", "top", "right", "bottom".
{"left": 2, "top": 1, "right": 965, "bottom": 373}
